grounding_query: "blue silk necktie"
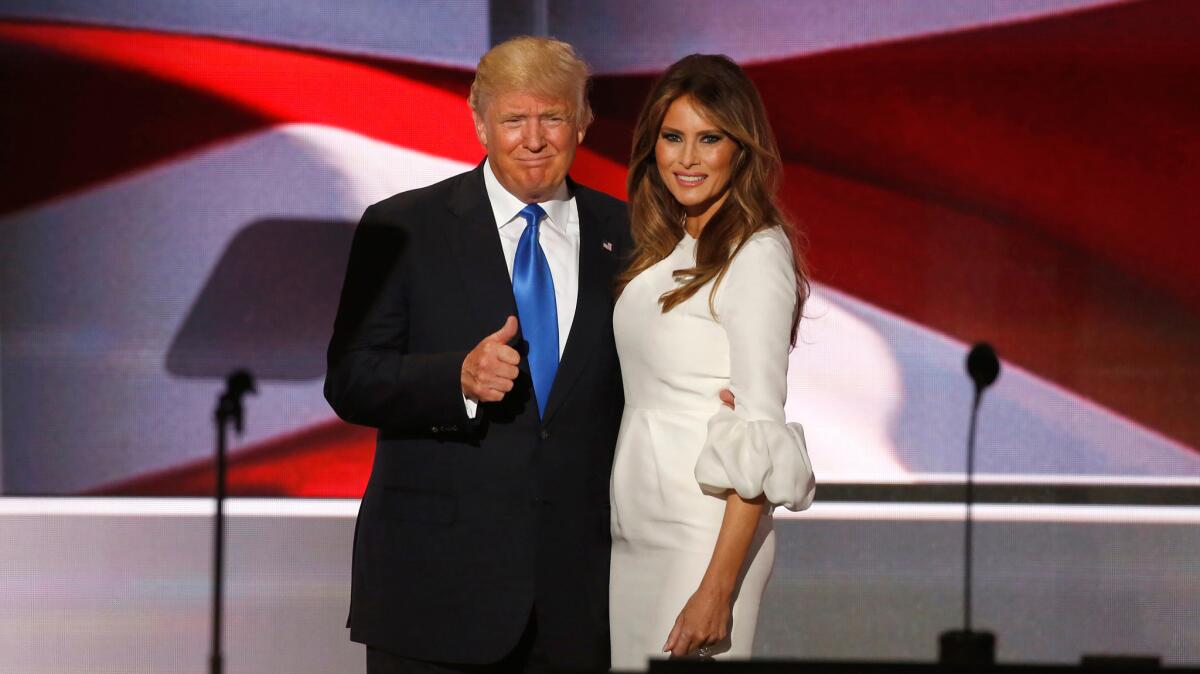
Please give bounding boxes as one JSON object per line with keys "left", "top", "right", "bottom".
{"left": 512, "top": 203, "right": 559, "bottom": 418}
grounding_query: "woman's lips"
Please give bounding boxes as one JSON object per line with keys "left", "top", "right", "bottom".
{"left": 675, "top": 173, "right": 707, "bottom": 187}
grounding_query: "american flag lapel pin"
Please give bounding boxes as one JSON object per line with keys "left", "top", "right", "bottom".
{"left": 602, "top": 240, "right": 613, "bottom": 252}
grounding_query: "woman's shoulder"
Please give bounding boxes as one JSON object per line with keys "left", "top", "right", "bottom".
{"left": 714, "top": 226, "right": 796, "bottom": 309}
{"left": 731, "top": 226, "right": 794, "bottom": 269}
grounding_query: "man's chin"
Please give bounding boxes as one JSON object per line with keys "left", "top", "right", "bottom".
{"left": 514, "top": 175, "right": 565, "bottom": 200}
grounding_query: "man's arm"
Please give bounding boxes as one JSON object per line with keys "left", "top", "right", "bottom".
{"left": 325, "top": 206, "right": 524, "bottom": 431}
{"left": 324, "top": 206, "right": 470, "bottom": 431}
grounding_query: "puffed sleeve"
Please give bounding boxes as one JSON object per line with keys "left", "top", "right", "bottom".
{"left": 693, "top": 229, "right": 816, "bottom": 511}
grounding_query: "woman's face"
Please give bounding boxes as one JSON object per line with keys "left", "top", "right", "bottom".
{"left": 655, "top": 95, "right": 739, "bottom": 226}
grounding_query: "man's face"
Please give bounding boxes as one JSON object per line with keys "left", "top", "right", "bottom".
{"left": 474, "top": 91, "right": 585, "bottom": 203}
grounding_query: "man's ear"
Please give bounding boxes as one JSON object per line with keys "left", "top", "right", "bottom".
{"left": 473, "top": 111, "right": 488, "bottom": 148}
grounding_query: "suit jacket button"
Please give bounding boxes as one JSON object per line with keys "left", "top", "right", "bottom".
{"left": 539, "top": 429, "right": 550, "bottom": 440}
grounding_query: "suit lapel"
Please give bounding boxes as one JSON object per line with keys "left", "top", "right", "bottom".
{"left": 543, "top": 186, "right": 614, "bottom": 424}
{"left": 442, "top": 163, "right": 520, "bottom": 333}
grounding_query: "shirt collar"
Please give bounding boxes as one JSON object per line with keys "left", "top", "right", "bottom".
{"left": 482, "top": 158, "right": 572, "bottom": 234}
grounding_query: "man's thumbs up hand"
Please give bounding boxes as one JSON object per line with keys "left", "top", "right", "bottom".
{"left": 462, "top": 316, "right": 522, "bottom": 403}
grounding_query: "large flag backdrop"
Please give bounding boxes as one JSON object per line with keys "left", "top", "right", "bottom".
{"left": 1, "top": 0, "right": 1198, "bottom": 497}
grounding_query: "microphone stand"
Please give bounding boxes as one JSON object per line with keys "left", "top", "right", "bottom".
{"left": 939, "top": 344, "right": 999, "bottom": 666}
{"left": 963, "top": 382, "right": 982, "bottom": 634}
{"left": 210, "top": 370, "right": 255, "bottom": 674}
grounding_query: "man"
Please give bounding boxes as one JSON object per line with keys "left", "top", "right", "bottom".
{"left": 324, "top": 37, "right": 629, "bottom": 673}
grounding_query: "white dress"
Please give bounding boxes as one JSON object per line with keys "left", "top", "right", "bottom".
{"left": 610, "top": 226, "right": 816, "bottom": 668}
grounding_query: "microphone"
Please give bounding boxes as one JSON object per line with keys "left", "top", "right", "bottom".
{"left": 215, "top": 369, "right": 256, "bottom": 434}
{"left": 225, "top": 369, "right": 256, "bottom": 397}
{"left": 967, "top": 343, "right": 999, "bottom": 393}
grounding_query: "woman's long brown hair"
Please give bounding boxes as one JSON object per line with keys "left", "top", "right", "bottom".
{"left": 615, "top": 54, "right": 810, "bottom": 345}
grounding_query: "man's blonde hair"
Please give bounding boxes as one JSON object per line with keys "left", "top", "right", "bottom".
{"left": 469, "top": 36, "right": 593, "bottom": 128}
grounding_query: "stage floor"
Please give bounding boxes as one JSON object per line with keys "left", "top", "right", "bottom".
{"left": 2, "top": 498, "right": 1198, "bottom": 673}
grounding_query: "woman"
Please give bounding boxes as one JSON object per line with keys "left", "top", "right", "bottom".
{"left": 610, "top": 54, "right": 816, "bottom": 665}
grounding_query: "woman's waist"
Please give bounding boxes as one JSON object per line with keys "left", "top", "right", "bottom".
{"left": 620, "top": 387, "right": 728, "bottom": 415}
{"left": 621, "top": 404, "right": 719, "bottom": 415}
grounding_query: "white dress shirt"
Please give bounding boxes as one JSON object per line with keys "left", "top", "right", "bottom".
{"left": 464, "top": 159, "right": 580, "bottom": 416}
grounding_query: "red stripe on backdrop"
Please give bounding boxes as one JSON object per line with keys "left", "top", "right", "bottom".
{"left": 0, "top": 22, "right": 481, "bottom": 161}
{"left": 781, "top": 159, "right": 1200, "bottom": 452}
{"left": 747, "top": 0, "right": 1200, "bottom": 313}
{"left": 749, "top": 0, "right": 1200, "bottom": 451}
{"left": 0, "top": 34, "right": 270, "bottom": 215}
{"left": 0, "top": 21, "right": 629, "bottom": 214}
{"left": 92, "top": 419, "right": 376, "bottom": 498}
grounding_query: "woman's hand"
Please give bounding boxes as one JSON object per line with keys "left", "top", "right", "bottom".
{"left": 663, "top": 491, "right": 763, "bottom": 657}
{"left": 663, "top": 583, "right": 731, "bottom": 658}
